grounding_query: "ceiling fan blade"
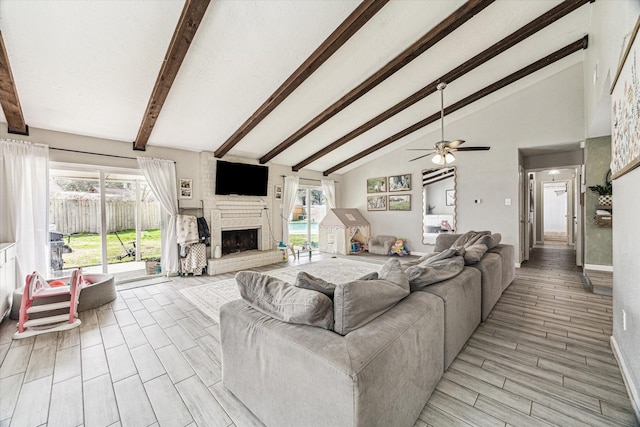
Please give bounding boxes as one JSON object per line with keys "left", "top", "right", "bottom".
{"left": 406, "top": 148, "right": 436, "bottom": 151}
{"left": 448, "top": 139, "right": 465, "bottom": 148}
{"left": 409, "top": 153, "right": 433, "bottom": 162}
{"left": 454, "top": 146, "right": 491, "bottom": 151}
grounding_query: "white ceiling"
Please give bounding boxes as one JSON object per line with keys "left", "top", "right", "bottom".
{"left": 0, "top": 0, "right": 592, "bottom": 174}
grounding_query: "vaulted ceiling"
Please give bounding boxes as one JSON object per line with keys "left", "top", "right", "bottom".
{"left": 0, "top": 0, "right": 592, "bottom": 175}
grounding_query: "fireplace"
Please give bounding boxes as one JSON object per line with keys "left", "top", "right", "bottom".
{"left": 221, "top": 228, "right": 259, "bottom": 255}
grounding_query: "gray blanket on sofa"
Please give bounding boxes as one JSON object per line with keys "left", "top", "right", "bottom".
{"left": 405, "top": 248, "right": 465, "bottom": 291}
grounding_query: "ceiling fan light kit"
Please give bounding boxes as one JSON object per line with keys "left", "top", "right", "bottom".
{"left": 410, "top": 82, "right": 490, "bottom": 164}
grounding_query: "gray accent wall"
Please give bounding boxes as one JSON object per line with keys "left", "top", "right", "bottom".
{"left": 584, "top": 137, "right": 612, "bottom": 267}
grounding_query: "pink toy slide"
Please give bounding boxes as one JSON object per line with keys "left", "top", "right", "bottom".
{"left": 13, "top": 268, "right": 83, "bottom": 339}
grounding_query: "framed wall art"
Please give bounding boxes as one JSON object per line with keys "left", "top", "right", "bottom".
{"left": 179, "top": 178, "right": 193, "bottom": 199}
{"left": 446, "top": 189, "right": 455, "bottom": 206}
{"left": 367, "top": 177, "right": 387, "bottom": 193}
{"left": 611, "top": 16, "right": 640, "bottom": 180}
{"left": 389, "top": 195, "right": 410, "bottom": 211}
{"left": 367, "top": 195, "right": 387, "bottom": 211}
{"left": 388, "top": 174, "right": 411, "bottom": 191}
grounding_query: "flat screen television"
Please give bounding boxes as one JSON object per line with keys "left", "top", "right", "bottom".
{"left": 215, "top": 160, "right": 269, "bottom": 196}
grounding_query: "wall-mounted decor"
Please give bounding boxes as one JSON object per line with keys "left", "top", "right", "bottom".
{"left": 367, "top": 177, "right": 387, "bottom": 193}
{"left": 388, "top": 174, "right": 411, "bottom": 191}
{"left": 274, "top": 184, "right": 283, "bottom": 200}
{"left": 611, "top": 16, "right": 640, "bottom": 180}
{"left": 446, "top": 189, "right": 455, "bottom": 206}
{"left": 389, "top": 195, "right": 410, "bottom": 211}
{"left": 367, "top": 195, "right": 387, "bottom": 211}
{"left": 179, "top": 178, "right": 193, "bottom": 199}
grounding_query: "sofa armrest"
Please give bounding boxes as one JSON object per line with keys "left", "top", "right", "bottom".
{"left": 220, "top": 292, "right": 444, "bottom": 427}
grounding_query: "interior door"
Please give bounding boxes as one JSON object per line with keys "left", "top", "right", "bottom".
{"left": 519, "top": 166, "right": 527, "bottom": 262}
{"left": 575, "top": 166, "right": 583, "bottom": 266}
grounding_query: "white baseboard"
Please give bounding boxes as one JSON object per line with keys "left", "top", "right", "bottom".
{"left": 515, "top": 262, "right": 521, "bottom": 268}
{"left": 584, "top": 264, "right": 614, "bottom": 272}
{"left": 610, "top": 335, "right": 640, "bottom": 422}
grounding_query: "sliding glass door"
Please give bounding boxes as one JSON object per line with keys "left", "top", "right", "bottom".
{"left": 288, "top": 186, "right": 326, "bottom": 249}
{"left": 49, "top": 166, "right": 161, "bottom": 280}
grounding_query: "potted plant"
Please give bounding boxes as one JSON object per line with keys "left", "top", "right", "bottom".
{"left": 588, "top": 181, "right": 612, "bottom": 205}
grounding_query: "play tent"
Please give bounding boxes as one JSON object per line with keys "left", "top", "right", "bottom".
{"left": 318, "top": 209, "right": 371, "bottom": 255}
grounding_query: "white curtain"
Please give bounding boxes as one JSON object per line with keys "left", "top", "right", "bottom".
{"left": 321, "top": 179, "right": 336, "bottom": 209}
{"left": 282, "top": 176, "right": 299, "bottom": 244}
{"left": 137, "top": 157, "right": 179, "bottom": 274}
{"left": 0, "top": 139, "right": 49, "bottom": 283}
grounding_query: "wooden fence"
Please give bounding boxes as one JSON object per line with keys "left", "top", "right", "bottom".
{"left": 50, "top": 199, "right": 161, "bottom": 234}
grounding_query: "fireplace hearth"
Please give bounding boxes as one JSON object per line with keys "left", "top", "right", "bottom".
{"left": 221, "top": 228, "right": 259, "bottom": 255}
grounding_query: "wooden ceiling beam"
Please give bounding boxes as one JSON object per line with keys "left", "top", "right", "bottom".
{"left": 213, "top": 0, "right": 390, "bottom": 159}
{"left": 0, "top": 31, "right": 28, "bottom": 135}
{"left": 133, "top": 0, "right": 211, "bottom": 151}
{"left": 292, "top": 0, "right": 591, "bottom": 171}
{"left": 323, "top": 36, "right": 589, "bottom": 176}
{"left": 259, "top": 0, "right": 494, "bottom": 164}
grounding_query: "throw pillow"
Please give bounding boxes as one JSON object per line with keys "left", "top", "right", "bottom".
{"left": 378, "top": 258, "right": 410, "bottom": 291}
{"left": 477, "top": 233, "right": 502, "bottom": 250}
{"left": 235, "top": 271, "right": 334, "bottom": 330}
{"left": 294, "top": 272, "right": 336, "bottom": 297}
{"left": 333, "top": 277, "right": 409, "bottom": 336}
{"left": 406, "top": 255, "right": 465, "bottom": 291}
{"left": 294, "top": 271, "right": 379, "bottom": 298}
{"left": 463, "top": 243, "right": 489, "bottom": 264}
{"left": 452, "top": 230, "right": 491, "bottom": 248}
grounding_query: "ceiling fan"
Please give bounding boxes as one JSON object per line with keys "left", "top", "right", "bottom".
{"left": 408, "top": 82, "right": 490, "bottom": 164}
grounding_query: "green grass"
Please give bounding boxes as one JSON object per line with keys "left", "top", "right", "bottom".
{"left": 61, "top": 229, "right": 161, "bottom": 268}
{"left": 288, "top": 234, "right": 318, "bottom": 247}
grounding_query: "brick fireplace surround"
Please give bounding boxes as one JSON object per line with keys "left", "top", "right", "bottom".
{"left": 206, "top": 200, "right": 282, "bottom": 275}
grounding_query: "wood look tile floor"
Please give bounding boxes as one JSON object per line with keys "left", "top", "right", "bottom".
{"left": 0, "top": 249, "right": 637, "bottom": 427}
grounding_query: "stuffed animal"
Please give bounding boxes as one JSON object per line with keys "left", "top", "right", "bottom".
{"left": 389, "top": 238, "right": 410, "bottom": 256}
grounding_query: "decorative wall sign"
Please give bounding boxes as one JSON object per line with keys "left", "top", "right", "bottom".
{"left": 388, "top": 174, "right": 411, "bottom": 191}
{"left": 179, "top": 178, "right": 193, "bottom": 199}
{"left": 611, "top": 16, "right": 640, "bottom": 180}
{"left": 367, "top": 195, "right": 387, "bottom": 211}
{"left": 389, "top": 195, "right": 410, "bottom": 211}
{"left": 367, "top": 177, "right": 387, "bottom": 193}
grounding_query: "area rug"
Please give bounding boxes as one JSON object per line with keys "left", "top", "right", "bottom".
{"left": 179, "top": 257, "right": 381, "bottom": 323}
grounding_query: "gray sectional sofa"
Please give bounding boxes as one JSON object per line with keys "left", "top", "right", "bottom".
{"left": 219, "top": 231, "right": 515, "bottom": 427}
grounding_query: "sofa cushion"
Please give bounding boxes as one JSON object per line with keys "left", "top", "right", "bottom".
{"left": 235, "top": 271, "right": 334, "bottom": 329}
{"left": 405, "top": 255, "right": 465, "bottom": 291}
{"left": 463, "top": 243, "right": 489, "bottom": 265}
{"left": 333, "top": 259, "right": 409, "bottom": 335}
{"left": 294, "top": 271, "right": 379, "bottom": 297}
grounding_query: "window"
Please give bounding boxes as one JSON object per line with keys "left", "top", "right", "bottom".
{"left": 288, "top": 186, "right": 326, "bottom": 249}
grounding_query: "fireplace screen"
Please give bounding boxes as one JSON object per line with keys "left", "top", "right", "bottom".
{"left": 221, "top": 228, "right": 259, "bottom": 255}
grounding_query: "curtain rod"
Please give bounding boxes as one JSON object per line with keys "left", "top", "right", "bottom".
{"left": 50, "top": 147, "right": 176, "bottom": 163}
{"left": 280, "top": 175, "right": 339, "bottom": 183}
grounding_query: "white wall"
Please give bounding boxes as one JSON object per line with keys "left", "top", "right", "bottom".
{"left": 340, "top": 62, "right": 585, "bottom": 254}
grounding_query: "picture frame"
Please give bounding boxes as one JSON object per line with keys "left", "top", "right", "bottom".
{"left": 274, "top": 184, "right": 283, "bottom": 200}
{"left": 388, "top": 174, "right": 411, "bottom": 191}
{"left": 367, "top": 195, "right": 387, "bottom": 211}
{"left": 366, "top": 177, "right": 387, "bottom": 193}
{"left": 389, "top": 195, "right": 410, "bottom": 211}
{"left": 445, "top": 189, "right": 455, "bottom": 206}
{"left": 611, "top": 16, "right": 640, "bottom": 180}
{"left": 179, "top": 178, "right": 192, "bottom": 199}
